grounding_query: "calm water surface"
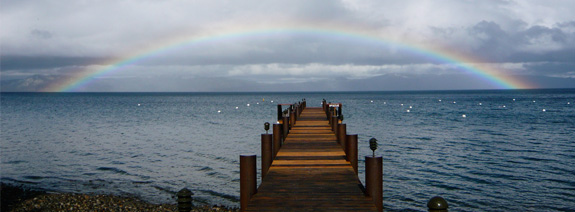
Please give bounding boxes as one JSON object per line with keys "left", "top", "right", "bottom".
{"left": 1, "top": 90, "right": 574, "bottom": 211}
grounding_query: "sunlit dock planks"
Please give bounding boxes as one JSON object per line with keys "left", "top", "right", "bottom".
{"left": 245, "top": 107, "right": 378, "bottom": 211}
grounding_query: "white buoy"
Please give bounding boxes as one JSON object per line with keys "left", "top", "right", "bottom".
{"left": 401, "top": 104, "right": 404, "bottom": 106}
{"left": 409, "top": 106, "right": 413, "bottom": 109}
{"left": 236, "top": 107, "right": 239, "bottom": 109}
{"left": 271, "top": 100, "right": 274, "bottom": 103}
{"left": 453, "top": 101, "right": 456, "bottom": 104}
{"left": 218, "top": 110, "right": 221, "bottom": 113}
{"left": 513, "top": 99, "right": 516, "bottom": 101}
{"left": 406, "top": 109, "right": 410, "bottom": 113}
{"left": 137, "top": 104, "right": 141, "bottom": 106}
{"left": 503, "top": 105, "right": 506, "bottom": 108}
{"left": 533, "top": 100, "right": 536, "bottom": 103}
{"left": 439, "top": 99, "right": 442, "bottom": 102}
{"left": 462, "top": 114, "right": 467, "bottom": 118}
{"left": 384, "top": 102, "right": 386, "bottom": 104}
{"left": 479, "top": 103, "right": 482, "bottom": 106}
{"left": 371, "top": 100, "right": 373, "bottom": 103}
{"left": 568, "top": 102, "right": 571, "bottom": 105}
{"left": 247, "top": 104, "right": 250, "bottom": 107}
{"left": 257, "top": 102, "right": 259, "bottom": 105}
{"left": 542, "top": 109, "right": 546, "bottom": 112}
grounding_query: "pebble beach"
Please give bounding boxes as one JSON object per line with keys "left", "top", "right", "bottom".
{"left": 1, "top": 184, "right": 239, "bottom": 212}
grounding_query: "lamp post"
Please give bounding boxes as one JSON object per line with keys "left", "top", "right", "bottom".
{"left": 369, "top": 138, "right": 378, "bottom": 157}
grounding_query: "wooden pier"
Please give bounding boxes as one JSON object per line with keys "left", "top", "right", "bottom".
{"left": 242, "top": 101, "right": 382, "bottom": 211}
{"left": 176, "top": 100, "right": 450, "bottom": 212}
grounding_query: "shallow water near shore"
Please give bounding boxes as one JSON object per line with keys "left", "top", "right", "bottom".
{"left": 2, "top": 90, "right": 574, "bottom": 211}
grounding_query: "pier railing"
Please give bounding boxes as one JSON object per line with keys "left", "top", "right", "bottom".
{"left": 177, "top": 99, "right": 448, "bottom": 212}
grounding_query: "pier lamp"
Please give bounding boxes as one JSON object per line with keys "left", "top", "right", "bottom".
{"left": 369, "top": 138, "right": 378, "bottom": 157}
{"left": 264, "top": 122, "right": 270, "bottom": 134}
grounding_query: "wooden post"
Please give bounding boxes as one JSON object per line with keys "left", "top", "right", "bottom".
{"left": 273, "top": 124, "right": 281, "bottom": 157}
{"left": 295, "top": 103, "right": 299, "bottom": 118}
{"left": 366, "top": 156, "right": 383, "bottom": 212}
{"left": 294, "top": 104, "right": 298, "bottom": 120}
{"left": 324, "top": 102, "right": 330, "bottom": 118}
{"left": 346, "top": 134, "right": 358, "bottom": 174}
{"left": 177, "top": 188, "right": 193, "bottom": 212}
{"left": 338, "top": 124, "right": 346, "bottom": 151}
{"left": 290, "top": 110, "right": 296, "bottom": 128}
{"left": 261, "top": 134, "right": 273, "bottom": 179}
{"left": 331, "top": 116, "right": 338, "bottom": 133}
{"left": 282, "top": 116, "right": 289, "bottom": 139}
{"left": 277, "top": 104, "right": 282, "bottom": 121}
{"left": 240, "top": 154, "right": 257, "bottom": 211}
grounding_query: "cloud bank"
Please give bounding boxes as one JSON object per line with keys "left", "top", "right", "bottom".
{"left": 1, "top": 0, "right": 574, "bottom": 91}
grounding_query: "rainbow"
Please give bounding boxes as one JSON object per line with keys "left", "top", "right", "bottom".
{"left": 43, "top": 25, "right": 534, "bottom": 92}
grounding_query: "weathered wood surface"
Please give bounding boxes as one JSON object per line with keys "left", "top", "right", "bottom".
{"left": 246, "top": 107, "right": 377, "bottom": 211}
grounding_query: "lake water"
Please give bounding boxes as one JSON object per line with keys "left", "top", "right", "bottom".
{"left": 1, "top": 90, "right": 574, "bottom": 211}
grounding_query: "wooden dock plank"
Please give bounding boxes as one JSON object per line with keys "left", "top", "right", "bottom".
{"left": 246, "top": 107, "right": 377, "bottom": 211}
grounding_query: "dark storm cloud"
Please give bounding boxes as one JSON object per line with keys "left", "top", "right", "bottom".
{"left": 0, "top": 75, "right": 58, "bottom": 92}
{"left": 522, "top": 62, "right": 575, "bottom": 77}
{"left": 468, "top": 21, "right": 515, "bottom": 59}
{"left": 507, "top": 48, "right": 575, "bottom": 63}
{"left": 1, "top": 55, "right": 107, "bottom": 70}
{"left": 432, "top": 20, "right": 575, "bottom": 63}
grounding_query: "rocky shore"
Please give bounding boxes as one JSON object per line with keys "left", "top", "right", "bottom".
{"left": 1, "top": 183, "right": 238, "bottom": 212}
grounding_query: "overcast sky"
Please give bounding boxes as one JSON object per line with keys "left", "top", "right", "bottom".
{"left": 1, "top": 0, "right": 574, "bottom": 92}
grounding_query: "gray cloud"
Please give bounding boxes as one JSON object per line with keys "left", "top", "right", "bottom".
{"left": 1, "top": 0, "right": 574, "bottom": 91}
{"left": 522, "top": 62, "right": 575, "bottom": 78}
{"left": 30, "top": 29, "right": 53, "bottom": 39}
{"left": 0, "top": 75, "right": 58, "bottom": 92}
{"left": 1, "top": 55, "right": 107, "bottom": 70}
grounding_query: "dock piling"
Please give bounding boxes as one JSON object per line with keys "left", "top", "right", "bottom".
{"left": 282, "top": 116, "right": 289, "bottom": 139}
{"left": 261, "top": 134, "right": 273, "bottom": 179}
{"left": 366, "top": 156, "right": 383, "bottom": 212}
{"left": 177, "top": 188, "right": 193, "bottom": 212}
{"left": 290, "top": 110, "right": 296, "bottom": 128}
{"left": 338, "top": 123, "right": 347, "bottom": 154}
{"left": 331, "top": 115, "right": 338, "bottom": 133}
{"left": 240, "top": 154, "right": 257, "bottom": 211}
{"left": 277, "top": 105, "right": 282, "bottom": 121}
{"left": 273, "top": 124, "right": 281, "bottom": 157}
{"left": 347, "top": 134, "right": 358, "bottom": 174}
